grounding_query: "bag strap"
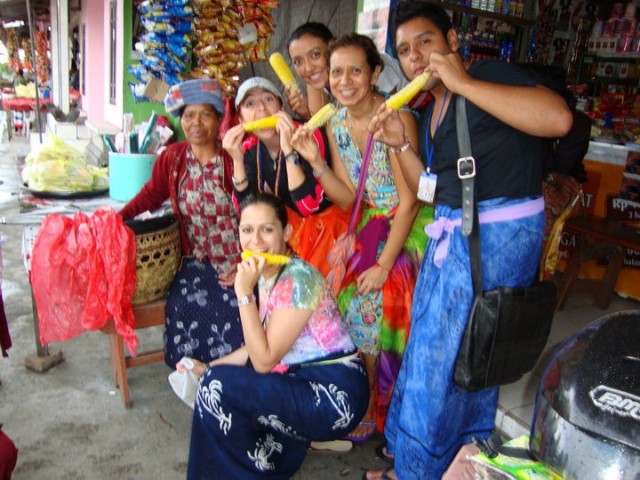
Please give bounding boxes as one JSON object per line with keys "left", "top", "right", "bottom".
{"left": 473, "top": 435, "right": 536, "bottom": 461}
{"left": 455, "top": 96, "right": 483, "bottom": 296}
{"left": 347, "top": 132, "right": 375, "bottom": 234}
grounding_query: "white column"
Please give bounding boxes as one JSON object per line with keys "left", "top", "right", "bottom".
{"left": 50, "top": 0, "right": 70, "bottom": 113}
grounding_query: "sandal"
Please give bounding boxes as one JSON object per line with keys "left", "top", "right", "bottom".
{"left": 375, "top": 441, "right": 395, "bottom": 464}
{"left": 309, "top": 440, "right": 353, "bottom": 452}
{"left": 344, "top": 420, "right": 376, "bottom": 443}
{"left": 361, "top": 466, "right": 396, "bottom": 480}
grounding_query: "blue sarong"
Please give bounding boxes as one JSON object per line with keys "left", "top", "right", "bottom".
{"left": 187, "top": 356, "right": 369, "bottom": 479}
{"left": 164, "top": 258, "right": 244, "bottom": 369}
{"left": 385, "top": 197, "right": 545, "bottom": 479}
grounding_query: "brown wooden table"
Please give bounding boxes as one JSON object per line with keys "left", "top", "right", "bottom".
{"left": 556, "top": 214, "right": 640, "bottom": 309}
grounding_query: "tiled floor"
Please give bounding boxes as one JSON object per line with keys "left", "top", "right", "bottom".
{"left": 495, "top": 291, "right": 639, "bottom": 439}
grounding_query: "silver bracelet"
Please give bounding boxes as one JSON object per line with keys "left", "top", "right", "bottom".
{"left": 389, "top": 136, "right": 411, "bottom": 155}
{"left": 313, "top": 162, "right": 328, "bottom": 179}
{"left": 237, "top": 293, "right": 256, "bottom": 307}
{"left": 232, "top": 175, "right": 248, "bottom": 187}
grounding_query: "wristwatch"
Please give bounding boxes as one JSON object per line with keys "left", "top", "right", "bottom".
{"left": 284, "top": 150, "right": 300, "bottom": 165}
{"left": 237, "top": 293, "right": 256, "bottom": 307}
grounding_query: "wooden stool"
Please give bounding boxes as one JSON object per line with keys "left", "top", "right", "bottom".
{"left": 101, "top": 299, "right": 166, "bottom": 407}
{"left": 556, "top": 215, "right": 640, "bottom": 310}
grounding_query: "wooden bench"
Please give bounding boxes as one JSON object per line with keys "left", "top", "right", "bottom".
{"left": 101, "top": 299, "right": 166, "bottom": 408}
{"left": 556, "top": 215, "right": 640, "bottom": 310}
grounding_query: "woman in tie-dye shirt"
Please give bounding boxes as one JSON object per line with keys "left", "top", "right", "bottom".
{"left": 180, "top": 193, "right": 368, "bottom": 480}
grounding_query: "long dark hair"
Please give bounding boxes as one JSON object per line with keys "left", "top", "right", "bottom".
{"left": 391, "top": 1, "right": 454, "bottom": 42}
{"left": 238, "top": 193, "right": 288, "bottom": 229}
{"left": 287, "top": 22, "right": 334, "bottom": 51}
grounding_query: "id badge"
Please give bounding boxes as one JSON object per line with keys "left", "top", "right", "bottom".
{"left": 417, "top": 170, "right": 437, "bottom": 204}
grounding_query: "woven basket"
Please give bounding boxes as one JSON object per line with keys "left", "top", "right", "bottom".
{"left": 130, "top": 218, "right": 181, "bottom": 305}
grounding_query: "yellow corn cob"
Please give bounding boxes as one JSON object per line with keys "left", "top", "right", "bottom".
{"left": 385, "top": 71, "right": 431, "bottom": 110}
{"left": 269, "top": 53, "right": 299, "bottom": 93}
{"left": 241, "top": 250, "right": 291, "bottom": 265}
{"left": 243, "top": 116, "right": 279, "bottom": 132}
{"left": 306, "top": 103, "right": 337, "bottom": 130}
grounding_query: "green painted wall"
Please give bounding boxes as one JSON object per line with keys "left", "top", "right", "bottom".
{"left": 122, "top": 0, "right": 182, "bottom": 139}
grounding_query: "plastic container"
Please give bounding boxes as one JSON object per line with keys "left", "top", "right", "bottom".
{"left": 108, "top": 152, "right": 157, "bottom": 201}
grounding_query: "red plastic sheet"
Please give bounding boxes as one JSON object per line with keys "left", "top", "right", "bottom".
{"left": 31, "top": 207, "right": 139, "bottom": 356}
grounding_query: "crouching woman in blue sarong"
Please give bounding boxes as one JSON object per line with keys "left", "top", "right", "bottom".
{"left": 179, "top": 193, "right": 369, "bottom": 480}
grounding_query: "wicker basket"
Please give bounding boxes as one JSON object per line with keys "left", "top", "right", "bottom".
{"left": 129, "top": 217, "right": 181, "bottom": 305}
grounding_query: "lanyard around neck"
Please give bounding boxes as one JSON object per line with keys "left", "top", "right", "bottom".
{"left": 425, "top": 90, "right": 449, "bottom": 173}
{"left": 257, "top": 142, "right": 282, "bottom": 197}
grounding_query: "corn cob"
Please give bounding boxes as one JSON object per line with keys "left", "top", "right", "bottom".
{"left": 241, "top": 250, "right": 291, "bottom": 265}
{"left": 269, "top": 53, "right": 298, "bottom": 93}
{"left": 305, "top": 103, "right": 337, "bottom": 130}
{"left": 385, "top": 71, "right": 431, "bottom": 110}
{"left": 243, "top": 116, "right": 279, "bottom": 132}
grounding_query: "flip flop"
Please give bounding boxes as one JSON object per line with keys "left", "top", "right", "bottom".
{"left": 375, "top": 441, "right": 395, "bottom": 464}
{"left": 344, "top": 420, "right": 376, "bottom": 443}
{"left": 361, "top": 466, "right": 395, "bottom": 480}
{"left": 309, "top": 440, "right": 353, "bottom": 452}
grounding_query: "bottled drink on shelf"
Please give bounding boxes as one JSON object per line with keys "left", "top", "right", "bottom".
{"left": 507, "top": 37, "right": 515, "bottom": 62}
{"left": 500, "top": 36, "right": 509, "bottom": 61}
{"left": 501, "top": 0, "right": 510, "bottom": 15}
{"left": 464, "top": 32, "right": 473, "bottom": 60}
{"left": 500, "top": 35, "right": 515, "bottom": 63}
{"left": 526, "top": 39, "right": 536, "bottom": 63}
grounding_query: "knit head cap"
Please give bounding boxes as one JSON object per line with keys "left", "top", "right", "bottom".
{"left": 164, "top": 79, "right": 225, "bottom": 117}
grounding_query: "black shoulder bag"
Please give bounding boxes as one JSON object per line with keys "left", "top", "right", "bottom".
{"left": 453, "top": 96, "right": 557, "bottom": 392}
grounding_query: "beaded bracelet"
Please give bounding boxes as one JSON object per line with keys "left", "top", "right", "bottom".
{"left": 389, "top": 136, "right": 411, "bottom": 155}
{"left": 313, "top": 162, "right": 329, "bottom": 179}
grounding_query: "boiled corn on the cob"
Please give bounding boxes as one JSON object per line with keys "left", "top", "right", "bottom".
{"left": 241, "top": 250, "right": 291, "bottom": 265}
{"left": 269, "top": 53, "right": 298, "bottom": 93}
{"left": 243, "top": 116, "right": 279, "bottom": 132}
{"left": 386, "top": 71, "right": 431, "bottom": 110}
{"left": 306, "top": 103, "right": 337, "bottom": 130}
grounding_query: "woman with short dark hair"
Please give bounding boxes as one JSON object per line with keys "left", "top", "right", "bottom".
{"left": 120, "top": 79, "right": 244, "bottom": 369}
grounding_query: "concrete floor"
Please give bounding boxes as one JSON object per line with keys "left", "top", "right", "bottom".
{"left": 1, "top": 133, "right": 638, "bottom": 479}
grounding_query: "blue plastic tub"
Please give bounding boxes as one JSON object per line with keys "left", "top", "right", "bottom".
{"left": 108, "top": 152, "right": 157, "bottom": 202}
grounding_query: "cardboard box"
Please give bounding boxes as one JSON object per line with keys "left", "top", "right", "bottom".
{"left": 143, "top": 78, "right": 170, "bottom": 104}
